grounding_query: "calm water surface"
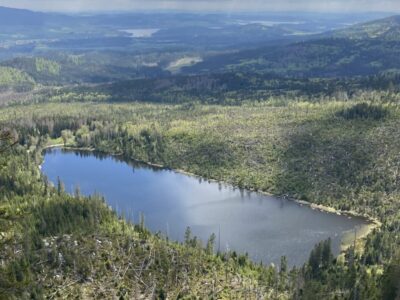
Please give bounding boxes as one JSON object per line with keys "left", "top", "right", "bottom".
{"left": 120, "top": 28, "right": 160, "bottom": 38}
{"left": 42, "top": 148, "right": 368, "bottom": 266}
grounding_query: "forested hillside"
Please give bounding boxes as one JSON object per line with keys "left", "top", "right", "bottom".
{"left": 186, "top": 16, "right": 400, "bottom": 78}
{"left": 332, "top": 15, "right": 400, "bottom": 40}
{"left": 0, "top": 6, "right": 399, "bottom": 299}
{"left": 0, "top": 53, "right": 170, "bottom": 85}
{"left": 0, "top": 66, "right": 35, "bottom": 92}
{"left": 0, "top": 100, "right": 399, "bottom": 298}
{"left": 0, "top": 144, "right": 286, "bottom": 298}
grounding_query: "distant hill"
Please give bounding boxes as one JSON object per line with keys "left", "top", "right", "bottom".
{"left": 0, "top": 6, "right": 74, "bottom": 27}
{"left": 185, "top": 15, "right": 400, "bottom": 78}
{"left": 0, "top": 6, "right": 48, "bottom": 26}
{"left": 332, "top": 15, "right": 400, "bottom": 40}
{"left": 0, "top": 52, "right": 171, "bottom": 85}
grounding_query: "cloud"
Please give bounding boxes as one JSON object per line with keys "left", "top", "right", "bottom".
{"left": 1, "top": 0, "right": 400, "bottom": 13}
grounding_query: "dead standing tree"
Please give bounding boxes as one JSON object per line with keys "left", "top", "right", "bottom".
{"left": 0, "top": 129, "right": 17, "bottom": 153}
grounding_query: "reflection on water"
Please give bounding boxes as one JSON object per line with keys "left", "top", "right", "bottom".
{"left": 42, "top": 148, "right": 368, "bottom": 266}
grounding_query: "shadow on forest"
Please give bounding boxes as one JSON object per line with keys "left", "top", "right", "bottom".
{"left": 273, "top": 107, "right": 388, "bottom": 208}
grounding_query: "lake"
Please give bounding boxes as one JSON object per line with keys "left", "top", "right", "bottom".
{"left": 41, "top": 148, "right": 369, "bottom": 267}
{"left": 120, "top": 28, "right": 160, "bottom": 38}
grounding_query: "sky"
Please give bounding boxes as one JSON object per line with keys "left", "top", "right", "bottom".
{"left": 0, "top": 0, "right": 400, "bottom": 13}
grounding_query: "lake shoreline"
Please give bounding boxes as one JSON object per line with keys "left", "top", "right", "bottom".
{"left": 41, "top": 144, "right": 381, "bottom": 253}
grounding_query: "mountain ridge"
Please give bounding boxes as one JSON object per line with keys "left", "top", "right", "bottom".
{"left": 0, "top": 6, "right": 48, "bottom": 26}
{"left": 184, "top": 14, "right": 400, "bottom": 77}
{"left": 331, "top": 14, "right": 400, "bottom": 40}
{"left": 0, "top": 6, "right": 73, "bottom": 26}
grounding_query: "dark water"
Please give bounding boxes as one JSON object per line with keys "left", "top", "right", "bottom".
{"left": 41, "top": 148, "right": 368, "bottom": 266}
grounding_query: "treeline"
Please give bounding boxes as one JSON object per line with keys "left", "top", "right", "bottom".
{"left": 25, "top": 71, "right": 400, "bottom": 106}
{"left": 2, "top": 50, "right": 400, "bottom": 107}
{"left": 337, "top": 103, "right": 389, "bottom": 120}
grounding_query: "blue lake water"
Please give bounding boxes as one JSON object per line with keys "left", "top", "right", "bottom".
{"left": 42, "top": 148, "right": 368, "bottom": 266}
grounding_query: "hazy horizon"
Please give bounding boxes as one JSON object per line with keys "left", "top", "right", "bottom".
{"left": 0, "top": 0, "right": 400, "bottom": 14}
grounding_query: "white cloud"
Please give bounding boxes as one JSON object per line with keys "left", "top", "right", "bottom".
{"left": 0, "top": 0, "right": 400, "bottom": 13}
